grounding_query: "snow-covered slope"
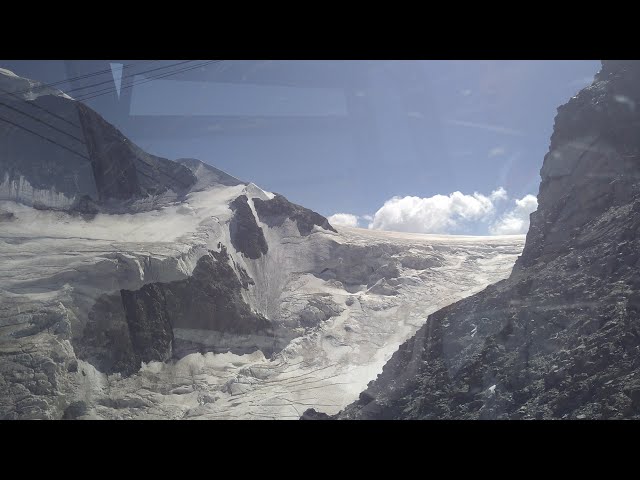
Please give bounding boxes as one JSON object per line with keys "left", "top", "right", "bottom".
{"left": 0, "top": 183, "right": 524, "bottom": 419}
{"left": 176, "top": 158, "right": 246, "bottom": 191}
{"left": 0, "top": 68, "right": 526, "bottom": 419}
{"left": 0, "top": 68, "right": 73, "bottom": 101}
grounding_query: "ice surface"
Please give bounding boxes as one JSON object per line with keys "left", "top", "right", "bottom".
{"left": 0, "top": 178, "right": 525, "bottom": 419}
{"left": 0, "top": 174, "right": 77, "bottom": 209}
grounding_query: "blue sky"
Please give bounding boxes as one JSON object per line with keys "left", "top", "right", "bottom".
{"left": 1, "top": 60, "right": 601, "bottom": 234}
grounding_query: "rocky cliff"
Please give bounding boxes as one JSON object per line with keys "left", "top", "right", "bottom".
{"left": 316, "top": 60, "right": 640, "bottom": 420}
{"left": 0, "top": 70, "right": 197, "bottom": 212}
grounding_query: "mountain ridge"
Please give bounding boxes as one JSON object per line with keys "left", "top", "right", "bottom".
{"left": 0, "top": 66, "right": 526, "bottom": 420}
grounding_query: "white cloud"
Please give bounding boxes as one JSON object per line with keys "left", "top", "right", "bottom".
{"left": 489, "top": 194, "right": 538, "bottom": 235}
{"left": 328, "top": 213, "right": 360, "bottom": 228}
{"left": 407, "top": 111, "right": 424, "bottom": 118}
{"left": 488, "top": 146, "right": 506, "bottom": 158}
{"left": 369, "top": 190, "right": 498, "bottom": 234}
{"left": 460, "top": 89, "right": 472, "bottom": 97}
{"left": 489, "top": 187, "right": 508, "bottom": 202}
{"left": 330, "top": 188, "right": 537, "bottom": 236}
{"left": 365, "top": 187, "right": 536, "bottom": 235}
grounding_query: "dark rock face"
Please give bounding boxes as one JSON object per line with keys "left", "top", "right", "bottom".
{"left": 234, "top": 261, "right": 255, "bottom": 289}
{"left": 0, "top": 209, "right": 15, "bottom": 221}
{"left": 323, "top": 60, "right": 640, "bottom": 420}
{"left": 69, "top": 194, "right": 100, "bottom": 214}
{"left": 177, "top": 158, "right": 245, "bottom": 189}
{"left": 75, "top": 103, "right": 142, "bottom": 201}
{"left": 517, "top": 60, "right": 640, "bottom": 270}
{"left": 300, "top": 408, "right": 331, "bottom": 420}
{"left": 76, "top": 247, "right": 273, "bottom": 375}
{"left": 297, "top": 295, "right": 344, "bottom": 329}
{"left": 0, "top": 94, "right": 96, "bottom": 203}
{"left": 74, "top": 292, "right": 142, "bottom": 376}
{"left": 158, "top": 247, "right": 268, "bottom": 334}
{"left": 0, "top": 89, "right": 197, "bottom": 210}
{"left": 253, "top": 194, "right": 337, "bottom": 236}
{"left": 62, "top": 401, "right": 88, "bottom": 420}
{"left": 229, "top": 195, "right": 268, "bottom": 259}
{"left": 121, "top": 284, "right": 175, "bottom": 366}
{"left": 76, "top": 103, "right": 196, "bottom": 202}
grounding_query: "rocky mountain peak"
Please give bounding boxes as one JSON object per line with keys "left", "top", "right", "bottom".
{"left": 517, "top": 60, "right": 640, "bottom": 269}
{"left": 0, "top": 60, "right": 527, "bottom": 420}
{"left": 0, "top": 67, "right": 72, "bottom": 101}
{"left": 0, "top": 69, "right": 198, "bottom": 212}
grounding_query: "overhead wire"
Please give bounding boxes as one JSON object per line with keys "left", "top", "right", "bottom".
{"left": 0, "top": 84, "right": 82, "bottom": 131}
{"left": 74, "top": 60, "right": 224, "bottom": 102}
{"left": 0, "top": 60, "right": 156, "bottom": 99}
{"left": 0, "top": 60, "right": 220, "bottom": 136}
{"left": 0, "top": 60, "right": 225, "bottom": 193}
{"left": 0, "top": 115, "right": 88, "bottom": 160}
{"left": 0, "top": 61, "right": 162, "bottom": 132}
{"left": 0, "top": 97, "right": 85, "bottom": 144}
{"left": 62, "top": 60, "right": 196, "bottom": 97}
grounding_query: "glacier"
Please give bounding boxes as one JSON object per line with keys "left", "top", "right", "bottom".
{"left": 0, "top": 180, "right": 524, "bottom": 418}
{"left": 0, "top": 67, "right": 525, "bottom": 419}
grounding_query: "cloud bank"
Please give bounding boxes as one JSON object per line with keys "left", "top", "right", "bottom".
{"left": 329, "top": 188, "right": 537, "bottom": 235}
{"left": 367, "top": 188, "right": 508, "bottom": 234}
{"left": 489, "top": 186, "right": 508, "bottom": 202}
{"left": 327, "top": 213, "right": 360, "bottom": 227}
{"left": 489, "top": 194, "right": 538, "bottom": 235}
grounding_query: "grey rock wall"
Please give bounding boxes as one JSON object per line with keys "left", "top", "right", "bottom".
{"left": 325, "top": 60, "right": 640, "bottom": 420}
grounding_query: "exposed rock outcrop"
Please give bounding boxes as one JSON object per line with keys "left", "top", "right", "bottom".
{"left": 322, "top": 60, "right": 640, "bottom": 420}
{"left": 366, "top": 279, "right": 399, "bottom": 296}
{"left": 76, "top": 103, "right": 196, "bottom": 202}
{"left": 0, "top": 70, "right": 197, "bottom": 211}
{"left": 229, "top": 195, "right": 268, "bottom": 259}
{"left": 176, "top": 158, "right": 245, "bottom": 190}
{"left": 0, "top": 209, "right": 15, "bottom": 221}
{"left": 254, "top": 193, "right": 337, "bottom": 236}
{"left": 76, "top": 247, "right": 274, "bottom": 375}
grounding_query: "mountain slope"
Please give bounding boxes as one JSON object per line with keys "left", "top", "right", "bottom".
{"left": 0, "top": 68, "right": 525, "bottom": 420}
{"left": 0, "top": 68, "right": 197, "bottom": 211}
{"left": 320, "top": 60, "right": 640, "bottom": 420}
{"left": 176, "top": 158, "right": 245, "bottom": 190}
